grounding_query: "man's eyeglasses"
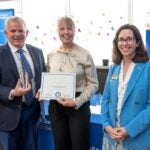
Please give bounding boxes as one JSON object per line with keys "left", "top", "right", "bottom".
{"left": 117, "top": 37, "right": 135, "bottom": 44}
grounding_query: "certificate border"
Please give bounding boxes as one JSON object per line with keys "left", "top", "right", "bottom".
{"left": 40, "top": 72, "right": 76, "bottom": 100}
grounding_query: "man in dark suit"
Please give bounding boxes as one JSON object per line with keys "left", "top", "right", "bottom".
{"left": 0, "top": 16, "right": 46, "bottom": 150}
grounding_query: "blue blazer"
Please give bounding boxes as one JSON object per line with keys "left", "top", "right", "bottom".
{"left": 0, "top": 44, "right": 46, "bottom": 130}
{"left": 101, "top": 61, "right": 150, "bottom": 148}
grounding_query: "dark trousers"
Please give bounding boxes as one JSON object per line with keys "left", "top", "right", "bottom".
{"left": 49, "top": 101, "right": 90, "bottom": 150}
{"left": 0, "top": 102, "right": 40, "bottom": 150}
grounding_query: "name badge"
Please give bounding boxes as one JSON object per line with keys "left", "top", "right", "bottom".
{"left": 112, "top": 75, "right": 118, "bottom": 80}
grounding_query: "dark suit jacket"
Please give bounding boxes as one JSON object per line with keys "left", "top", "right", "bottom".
{"left": 0, "top": 43, "right": 46, "bottom": 130}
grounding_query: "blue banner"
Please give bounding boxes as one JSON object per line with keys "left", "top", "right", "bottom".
{"left": 0, "top": 9, "right": 14, "bottom": 45}
{"left": 146, "top": 29, "right": 150, "bottom": 57}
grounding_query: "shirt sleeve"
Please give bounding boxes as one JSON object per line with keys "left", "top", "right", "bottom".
{"left": 75, "top": 53, "right": 99, "bottom": 109}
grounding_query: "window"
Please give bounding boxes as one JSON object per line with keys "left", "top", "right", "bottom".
{"left": 1, "top": 0, "right": 149, "bottom": 65}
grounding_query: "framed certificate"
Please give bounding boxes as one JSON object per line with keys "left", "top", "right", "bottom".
{"left": 40, "top": 73, "right": 76, "bottom": 100}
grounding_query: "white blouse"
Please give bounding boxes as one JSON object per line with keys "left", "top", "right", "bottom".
{"left": 47, "top": 43, "right": 98, "bottom": 109}
{"left": 117, "top": 61, "right": 135, "bottom": 126}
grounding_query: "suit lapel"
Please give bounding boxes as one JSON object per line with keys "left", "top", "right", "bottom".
{"left": 26, "top": 45, "right": 39, "bottom": 91}
{"left": 3, "top": 45, "right": 19, "bottom": 78}
{"left": 122, "top": 63, "right": 144, "bottom": 106}
{"left": 111, "top": 65, "right": 121, "bottom": 104}
{"left": 26, "top": 45, "right": 38, "bottom": 74}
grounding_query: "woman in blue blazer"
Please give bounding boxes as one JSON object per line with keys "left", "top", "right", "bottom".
{"left": 101, "top": 24, "right": 150, "bottom": 150}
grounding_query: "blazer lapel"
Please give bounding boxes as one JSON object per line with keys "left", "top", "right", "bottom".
{"left": 3, "top": 45, "right": 19, "bottom": 78}
{"left": 111, "top": 65, "right": 121, "bottom": 105}
{"left": 26, "top": 45, "right": 39, "bottom": 91}
{"left": 122, "top": 63, "right": 145, "bottom": 106}
{"left": 26, "top": 45, "right": 38, "bottom": 74}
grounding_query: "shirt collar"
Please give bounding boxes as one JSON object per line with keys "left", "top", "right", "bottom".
{"left": 8, "top": 42, "right": 27, "bottom": 53}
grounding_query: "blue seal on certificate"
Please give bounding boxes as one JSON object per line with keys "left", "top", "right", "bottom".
{"left": 55, "top": 92, "right": 61, "bottom": 98}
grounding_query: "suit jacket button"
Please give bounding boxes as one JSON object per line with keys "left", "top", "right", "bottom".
{"left": 18, "top": 105, "right": 22, "bottom": 108}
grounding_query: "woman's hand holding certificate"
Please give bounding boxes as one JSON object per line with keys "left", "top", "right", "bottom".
{"left": 57, "top": 97, "right": 76, "bottom": 107}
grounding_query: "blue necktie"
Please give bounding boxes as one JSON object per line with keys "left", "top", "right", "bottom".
{"left": 18, "top": 49, "right": 34, "bottom": 105}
